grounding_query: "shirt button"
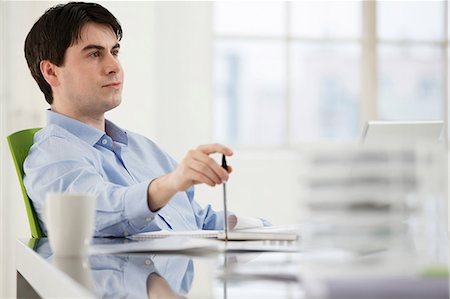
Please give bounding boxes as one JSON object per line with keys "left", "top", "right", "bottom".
{"left": 166, "top": 216, "right": 172, "bottom": 221}
{"left": 102, "top": 139, "right": 107, "bottom": 145}
{"left": 145, "top": 217, "right": 153, "bottom": 222}
{"left": 124, "top": 231, "right": 129, "bottom": 237}
{"left": 145, "top": 259, "right": 152, "bottom": 265}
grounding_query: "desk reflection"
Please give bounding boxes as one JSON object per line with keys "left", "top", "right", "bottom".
{"left": 33, "top": 239, "right": 194, "bottom": 299}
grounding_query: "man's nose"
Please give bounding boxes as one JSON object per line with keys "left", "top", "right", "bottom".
{"left": 104, "top": 53, "right": 121, "bottom": 75}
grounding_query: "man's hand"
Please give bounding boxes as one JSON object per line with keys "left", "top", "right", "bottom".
{"left": 147, "top": 144, "right": 233, "bottom": 212}
{"left": 169, "top": 144, "right": 233, "bottom": 191}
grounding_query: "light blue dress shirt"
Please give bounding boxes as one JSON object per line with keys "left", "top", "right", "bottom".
{"left": 24, "top": 110, "right": 225, "bottom": 237}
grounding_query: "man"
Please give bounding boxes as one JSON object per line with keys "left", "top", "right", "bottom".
{"left": 23, "top": 2, "right": 249, "bottom": 237}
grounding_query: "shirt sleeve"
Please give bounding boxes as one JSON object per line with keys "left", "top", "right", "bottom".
{"left": 185, "top": 187, "right": 231, "bottom": 230}
{"left": 186, "top": 187, "right": 272, "bottom": 230}
{"left": 23, "top": 136, "right": 156, "bottom": 237}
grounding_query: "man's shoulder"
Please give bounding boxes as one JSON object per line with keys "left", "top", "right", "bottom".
{"left": 27, "top": 124, "right": 97, "bottom": 164}
{"left": 32, "top": 124, "right": 96, "bottom": 155}
{"left": 34, "top": 124, "right": 80, "bottom": 144}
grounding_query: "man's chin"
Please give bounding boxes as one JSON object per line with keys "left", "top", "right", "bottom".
{"left": 105, "top": 97, "right": 122, "bottom": 111}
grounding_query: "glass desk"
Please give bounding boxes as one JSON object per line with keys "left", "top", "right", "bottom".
{"left": 16, "top": 237, "right": 303, "bottom": 299}
{"left": 16, "top": 235, "right": 449, "bottom": 299}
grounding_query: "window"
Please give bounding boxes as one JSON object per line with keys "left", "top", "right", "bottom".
{"left": 377, "top": 1, "right": 445, "bottom": 121}
{"left": 213, "top": 1, "right": 449, "bottom": 147}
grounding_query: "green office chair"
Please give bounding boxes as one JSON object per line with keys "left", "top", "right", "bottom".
{"left": 7, "top": 128, "right": 45, "bottom": 238}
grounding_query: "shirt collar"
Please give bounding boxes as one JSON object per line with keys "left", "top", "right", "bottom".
{"left": 46, "top": 110, "right": 128, "bottom": 146}
{"left": 105, "top": 119, "right": 128, "bottom": 145}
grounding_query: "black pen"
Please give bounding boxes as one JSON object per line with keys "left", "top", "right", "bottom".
{"left": 221, "top": 154, "right": 228, "bottom": 241}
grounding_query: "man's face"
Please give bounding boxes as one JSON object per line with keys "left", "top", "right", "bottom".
{"left": 54, "top": 22, "right": 123, "bottom": 117}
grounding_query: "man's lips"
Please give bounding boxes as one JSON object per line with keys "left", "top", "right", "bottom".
{"left": 102, "top": 82, "right": 122, "bottom": 89}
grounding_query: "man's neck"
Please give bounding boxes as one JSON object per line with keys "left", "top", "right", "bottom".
{"left": 50, "top": 106, "right": 105, "bottom": 132}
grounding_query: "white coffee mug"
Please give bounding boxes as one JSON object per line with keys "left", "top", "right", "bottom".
{"left": 44, "top": 193, "right": 96, "bottom": 257}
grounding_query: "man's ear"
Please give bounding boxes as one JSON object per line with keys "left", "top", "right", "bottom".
{"left": 40, "top": 60, "right": 60, "bottom": 87}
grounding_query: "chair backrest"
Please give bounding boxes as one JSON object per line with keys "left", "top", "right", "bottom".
{"left": 7, "top": 128, "right": 45, "bottom": 238}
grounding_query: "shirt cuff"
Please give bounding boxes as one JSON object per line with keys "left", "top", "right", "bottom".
{"left": 123, "top": 180, "right": 157, "bottom": 233}
{"left": 231, "top": 215, "right": 266, "bottom": 230}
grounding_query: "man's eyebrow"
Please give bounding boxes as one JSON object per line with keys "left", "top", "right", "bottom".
{"left": 81, "top": 43, "right": 120, "bottom": 52}
{"left": 81, "top": 44, "right": 105, "bottom": 52}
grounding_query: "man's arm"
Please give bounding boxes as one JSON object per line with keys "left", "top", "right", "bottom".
{"left": 24, "top": 136, "right": 155, "bottom": 237}
{"left": 146, "top": 144, "right": 233, "bottom": 212}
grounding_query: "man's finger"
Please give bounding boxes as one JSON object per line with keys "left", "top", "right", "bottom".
{"left": 189, "top": 170, "right": 216, "bottom": 187}
{"left": 188, "top": 160, "right": 222, "bottom": 184}
{"left": 196, "top": 143, "right": 233, "bottom": 156}
{"left": 190, "top": 150, "right": 229, "bottom": 182}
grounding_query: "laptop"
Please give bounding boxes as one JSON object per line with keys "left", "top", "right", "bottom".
{"left": 361, "top": 120, "right": 444, "bottom": 146}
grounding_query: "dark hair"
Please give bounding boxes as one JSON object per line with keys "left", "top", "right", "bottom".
{"left": 24, "top": 2, "right": 122, "bottom": 104}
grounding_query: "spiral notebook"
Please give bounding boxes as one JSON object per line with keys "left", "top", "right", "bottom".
{"left": 129, "top": 229, "right": 298, "bottom": 241}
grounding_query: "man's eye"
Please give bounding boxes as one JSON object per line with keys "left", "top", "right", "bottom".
{"left": 112, "top": 50, "right": 119, "bottom": 56}
{"left": 91, "top": 51, "right": 101, "bottom": 58}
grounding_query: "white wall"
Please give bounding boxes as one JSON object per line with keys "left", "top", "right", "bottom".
{"left": 0, "top": 1, "right": 5, "bottom": 296}
{"left": 1, "top": 3, "right": 51, "bottom": 298}
{"left": 152, "top": 1, "right": 213, "bottom": 155}
{"left": 1, "top": 2, "right": 300, "bottom": 297}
